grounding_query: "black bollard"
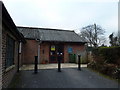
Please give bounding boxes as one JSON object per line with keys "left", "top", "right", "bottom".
{"left": 58, "top": 58, "right": 61, "bottom": 72}
{"left": 78, "top": 55, "right": 81, "bottom": 70}
{"left": 34, "top": 56, "right": 38, "bottom": 74}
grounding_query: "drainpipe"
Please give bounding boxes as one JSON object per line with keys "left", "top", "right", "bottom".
{"left": 38, "top": 43, "right": 40, "bottom": 64}
{"left": 36, "top": 39, "right": 42, "bottom": 64}
{"left": 38, "top": 41, "right": 42, "bottom": 64}
{"left": 17, "top": 41, "right": 21, "bottom": 72}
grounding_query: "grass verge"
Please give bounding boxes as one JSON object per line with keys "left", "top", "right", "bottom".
{"left": 87, "top": 67, "right": 120, "bottom": 84}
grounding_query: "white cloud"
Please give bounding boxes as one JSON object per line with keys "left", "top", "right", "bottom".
{"left": 102, "top": 15, "right": 118, "bottom": 35}
{"left": 2, "top": 0, "right": 118, "bottom": 36}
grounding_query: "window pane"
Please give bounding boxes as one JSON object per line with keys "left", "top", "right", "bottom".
{"left": 5, "top": 36, "right": 15, "bottom": 68}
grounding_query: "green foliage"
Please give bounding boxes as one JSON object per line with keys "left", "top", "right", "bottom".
{"left": 109, "top": 33, "right": 119, "bottom": 46}
{"left": 88, "top": 46, "right": 120, "bottom": 79}
{"left": 92, "top": 46, "right": 120, "bottom": 64}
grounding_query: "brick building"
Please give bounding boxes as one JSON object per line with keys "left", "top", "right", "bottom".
{"left": 0, "top": 2, "right": 2, "bottom": 89}
{"left": 1, "top": 1, "right": 87, "bottom": 88}
{"left": 1, "top": 2, "right": 26, "bottom": 88}
{"left": 18, "top": 27, "right": 87, "bottom": 64}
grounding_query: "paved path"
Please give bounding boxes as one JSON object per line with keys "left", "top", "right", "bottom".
{"left": 9, "top": 66, "right": 119, "bottom": 88}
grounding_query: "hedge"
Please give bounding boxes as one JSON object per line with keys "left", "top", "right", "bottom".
{"left": 92, "top": 46, "right": 120, "bottom": 64}
{"left": 88, "top": 46, "right": 120, "bottom": 79}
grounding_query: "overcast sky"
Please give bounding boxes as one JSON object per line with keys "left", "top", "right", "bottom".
{"left": 3, "top": 0, "right": 119, "bottom": 45}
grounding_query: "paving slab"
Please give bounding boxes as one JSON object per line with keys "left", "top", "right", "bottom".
{"left": 9, "top": 67, "right": 119, "bottom": 88}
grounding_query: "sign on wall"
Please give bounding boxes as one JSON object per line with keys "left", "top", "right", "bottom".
{"left": 51, "top": 45, "right": 55, "bottom": 51}
{"left": 68, "top": 47, "right": 73, "bottom": 53}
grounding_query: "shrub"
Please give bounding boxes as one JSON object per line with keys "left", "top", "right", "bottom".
{"left": 87, "top": 60, "right": 97, "bottom": 70}
{"left": 88, "top": 46, "right": 120, "bottom": 79}
{"left": 92, "top": 46, "right": 120, "bottom": 64}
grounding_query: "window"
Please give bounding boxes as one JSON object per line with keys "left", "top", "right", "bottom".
{"left": 5, "top": 35, "right": 15, "bottom": 68}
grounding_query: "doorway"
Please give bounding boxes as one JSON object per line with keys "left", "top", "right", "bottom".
{"left": 49, "top": 44, "right": 64, "bottom": 63}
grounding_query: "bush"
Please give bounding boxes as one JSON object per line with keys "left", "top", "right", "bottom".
{"left": 87, "top": 60, "right": 97, "bottom": 69}
{"left": 88, "top": 46, "right": 120, "bottom": 79}
{"left": 92, "top": 46, "right": 120, "bottom": 64}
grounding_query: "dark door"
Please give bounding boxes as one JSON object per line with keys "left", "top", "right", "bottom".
{"left": 50, "top": 44, "right": 64, "bottom": 63}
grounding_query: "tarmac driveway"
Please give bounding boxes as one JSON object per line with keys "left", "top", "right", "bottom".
{"left": 9, "top": 66, "right": 119, "bottom": 88}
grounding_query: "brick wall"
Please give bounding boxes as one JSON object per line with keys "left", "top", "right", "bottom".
{"left": 23, "top": 40, "right": 50, "bottom": 64}
{"left": 23, "top": 41, "right": 86, "bottom": 64}
{"left": 40, "top": 42, "right": 85, "bottom": 63}
{"left": 0, "top": 2, "right": 2, "bottom": 89}
{"left": 22, "top": 40, "right": 38, "bottom": 64}
{"left": 40, "top": 42, "right": 50, "bottom": 63}
{"left": 64, "top": 43, "right": 85, "bottom": 63}
{"left": 2, "top": 24, "right": 19, "bottom": 88}
{"left": 0, "top": 32, "right": 2, "bottom": 89}
{"left": 0, "top": 17, "right": 2, "bottom": 90}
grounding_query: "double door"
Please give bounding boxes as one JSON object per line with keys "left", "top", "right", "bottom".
{"left": 49, "top": 44, "right": 64, "bottom": 63}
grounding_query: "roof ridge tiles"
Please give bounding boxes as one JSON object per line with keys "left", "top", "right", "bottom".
{"left": 17, "top": 26, "right": 74, "bottom": 32}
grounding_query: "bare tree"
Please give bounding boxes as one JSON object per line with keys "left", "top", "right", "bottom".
{"left": 80, "top": 23, "right": 106, "bottom": 47}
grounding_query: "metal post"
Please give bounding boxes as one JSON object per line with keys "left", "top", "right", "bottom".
{"left": 78, "top": 55, "right": 81, "bottom": 70}
{"left": 34, "top": 56, "right": 38, "bottom": 74}
{"left": 58, "top": 58, "right": 61, "bottom": 72}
